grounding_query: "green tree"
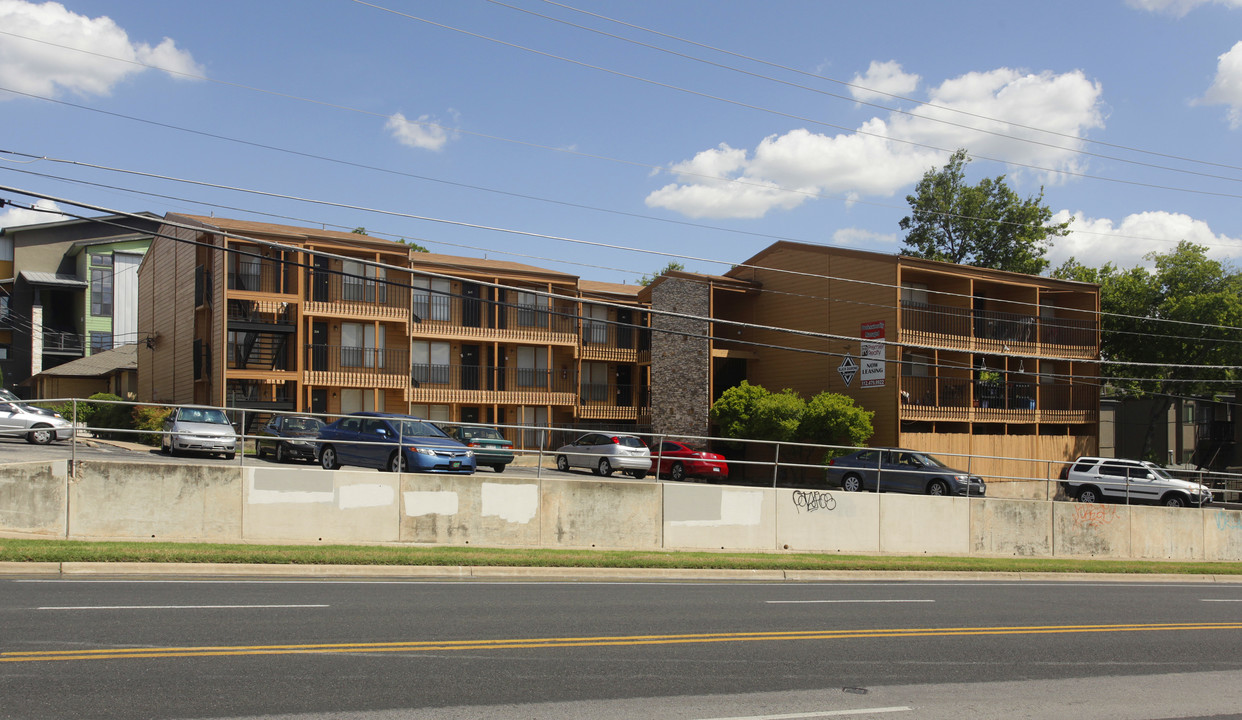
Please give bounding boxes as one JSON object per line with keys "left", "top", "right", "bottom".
{"left": 710, "top": 381, "right": 803, "bottom": 442}
{"left": 899, "top": 149, "right": 1070, "bottom": 275}
{"left": 799, "top": 391, "right": 875, "bottom": 451}
{"left": 638, "top": 261, "right": 685, "bottom": 286}
{"left": 1054, "top": 242, "right": 1242, "bottom": 458}
{"left": 352, "top": 226, "right": 428, "bottom": 252}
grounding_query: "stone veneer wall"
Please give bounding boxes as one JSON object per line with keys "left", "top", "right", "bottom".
{"left": 650, "top": 278, "right": 711, "bottom": 439}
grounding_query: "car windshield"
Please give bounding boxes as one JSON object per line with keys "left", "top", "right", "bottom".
{"left": 392, "top": 419, "right": 445, "bottom": 438}
{"left": 1143, "top": 463, "right": 1175, "bottom": 480}
{"left": 183, "top": 408, "right": 230, "bottom": 425}
{"left": 615, "top": 436, "right": 646, "bottom": 448}
{"left": 284, "top": 417, "right": 323, "bottom": 432}
{"left": 464, "top": 427, "right": 503, "bottom": 440}
{"left": 905, "top": 452, "right": 949, "bottom": 468}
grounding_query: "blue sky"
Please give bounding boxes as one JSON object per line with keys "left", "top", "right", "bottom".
{"left": 2, "top": 0, "right": 1242, "bottom": 283}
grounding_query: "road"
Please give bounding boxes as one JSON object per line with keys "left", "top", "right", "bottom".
{"left": 2, "top": 576, "right": 1242, "bottom": 719}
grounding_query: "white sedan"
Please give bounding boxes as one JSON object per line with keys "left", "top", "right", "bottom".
{"left": 554, "top": 432, "right": 651, "bottom": 479}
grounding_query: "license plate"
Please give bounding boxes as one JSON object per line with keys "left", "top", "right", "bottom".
{"left": 450, "top": 461, "right": 460, "bottom": 468}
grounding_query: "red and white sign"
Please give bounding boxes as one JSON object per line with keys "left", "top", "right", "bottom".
{"left": 860, "top": 321, "right": 886, "bottom": 388}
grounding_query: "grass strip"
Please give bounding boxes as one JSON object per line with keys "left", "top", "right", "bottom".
{"left": 1, "top": 537, "right": 1239, "bottom": 575}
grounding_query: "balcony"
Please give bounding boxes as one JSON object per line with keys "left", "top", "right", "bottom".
{"left": 303, "top": 344, "right": 410, "bottom": 389}
{"left": 577, "top": 382, "right": 650, "bottom": 421}
{"left": 580, "top": 322, "right": 649, "bottom": 363}
{"left": 900, "top": 302, "right": 1095, "bottom": 358}
{"left": 228, "top": 258, "right": 294, "bottom": 295}
{"left": 406, "top": 364, "right": 577, "bottom": 406}
{"left": 41, "top": 329, "right": 84, "bottom": 355}
{"left": 304, "top": 273, "right": 410, "bottom": 321}
{"left": 900, "top": 376, "right": 1096, "bottom": 424}
{"left": 411, "top": 296, "right": 579, "bottom": 346}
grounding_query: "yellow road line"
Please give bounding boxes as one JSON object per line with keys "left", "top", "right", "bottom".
{"left": 4, "top": 622, "right": 1241, "bottom": 664}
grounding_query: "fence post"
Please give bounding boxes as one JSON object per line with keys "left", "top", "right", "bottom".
{"left": 238, "top": 408, "right": 246, "bottom": 467}
{"left": 772, "top": 443, "right": 780, "bottom": 488}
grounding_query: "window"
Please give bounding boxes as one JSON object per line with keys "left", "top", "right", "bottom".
{"left": 582, "top": 362, "right": 608, "bottom": 401}
{"left": 340, "top": 389, "right": 383, "bottom": 414}
{"left": 0, "top": 295, "right": 9, "bottom": 319}
{"left": 1183, "top": 402, "right": 1195, "bottom": 424}
{"left": 411, "top": 341, "right": 451, "bottom": 384}
{"left": 340, "top": 323, "right": 383, "bottom": 368}
{"left": 583, "top": 304, "right": 608, "bottom": 344}
{"left": 515, "top": 290, "right": 549, "bottom": 328}
{"left": 342, "top": 260, "right": 386, "bottom": 303}
{"left": 412, "top": 277, "right": 451, "bottom": 321}
{"left": 515, "top": 346, "right": 547, "bottom": 388}
{"left": 90, "top": 332, "right": 113, "bottom": 353}
{"left": 91, "top": 253, "right": 114, "bottom": 317}
{"left": 409, "top": 404, "right": 451, "bottom": 421}
{"left": 900, "top": 282, "right": 928, "bottom": 307}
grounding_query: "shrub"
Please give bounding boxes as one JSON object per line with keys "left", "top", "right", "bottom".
{"left": 85, "top": 393, "right": 130, "bottom": 440}
{"left": 132, "top": 405, "right": 174, "bottom": 446}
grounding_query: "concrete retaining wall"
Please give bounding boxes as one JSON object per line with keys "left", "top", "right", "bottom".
{"left": 3, "top": 460, "right": 1242, "bottom": 562}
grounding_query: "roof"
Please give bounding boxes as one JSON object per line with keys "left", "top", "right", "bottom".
{"left": 636, "top": 270, "right": 759, "bottom": 303}
{"left": 19, "top": 271, "right": 87, "bottom": 288}
{"left": 579, "top": 280, "right": 641, "bottom": 299}
{"left": 31, "top": 343, "right": 138, "bottom": 378}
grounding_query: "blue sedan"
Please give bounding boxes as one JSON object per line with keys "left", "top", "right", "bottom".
{"left": 316, "top": 412, "right": 475, "bottom": 473}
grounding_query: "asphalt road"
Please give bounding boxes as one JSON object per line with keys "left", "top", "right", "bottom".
{"left": 2, "top": 576, "right": 1242, "bottom": 719}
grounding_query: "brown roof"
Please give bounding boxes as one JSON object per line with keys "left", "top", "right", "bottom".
{"left": 31, "top": 343, "right": 138, "bottom": 378}
{"left": 579, "top": 280, "right": 641, "bottom": 299}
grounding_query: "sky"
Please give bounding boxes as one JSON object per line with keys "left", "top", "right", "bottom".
{"left": 2, "top": 0, "right": 1242, "bottom": 285}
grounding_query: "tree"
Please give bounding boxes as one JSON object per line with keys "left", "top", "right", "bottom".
{"left": 899, "top": 149, "right": 1070, "bottom": 275}
{"left": 1053, "top": 242, "right": 1242, "bottom": 459}
{"left": 352, "top": 226, "right": 428, "bottom": 252}
{"left": 799, "top": 391, "right": 875, "bottom": 451}
{"left": 638, "top": 261, "right": 685, "bottom": 286}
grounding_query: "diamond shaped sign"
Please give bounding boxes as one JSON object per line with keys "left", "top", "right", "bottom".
{"left": 837, "top": 355, "right": 857, "bottom": 387}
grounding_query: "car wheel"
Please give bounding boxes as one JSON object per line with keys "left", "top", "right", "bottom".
{"left": 27, "top": 425, "right": 54, "bottom": 445}
{"left": 842, "top": 473, "right": 863, "bottom": 492}
{"left": 491, "top": 464, "right": 506, "bottom": 473}
{"left": 927, "top": 480, "right": 949, "bottom": 496}
{"left": 1162, "top": 493, "right": 1188, "bottom": 508}
{"left": 257, "top": 443, "right": 267, "bottom": 459}
{"left": 556, "top": 455, "right": 570, "bottom": 472}
{"left": 598, "top": 458, "right": 614, "bottom": 477}
{"left": 1076, "top": 486, "right": 1102, "bottom": 504}
{"left": 223, "top": 452, "right": 236, "bottom": 461}
{"left": 160, "top": 437, "right": 171, "bottom": 455}
{"left": 670, "top": 462, "right": 686, "bottom": 482}
{"left": 275, "top": 443, "right": 287, "bottom": 464}
{"left": 388, "top": 451, "right": 406, "bottom": 473}
{"left": 320, "top": 445, "right": 340, "bottom": 470}
{"left": 631, "top": 471, "right": 647, "bottom": 480}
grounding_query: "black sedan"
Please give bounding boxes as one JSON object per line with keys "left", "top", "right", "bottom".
{"left": 825, "top": 448, "right": 986, "bottom": 497}
{"left": 255, "top": 414, "right": 325, "bottom": 463}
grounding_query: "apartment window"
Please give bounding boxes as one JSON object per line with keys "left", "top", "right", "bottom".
{"left": 91, "top": 253, "right": 113, "bottom": 317}
{"left": 901, "top": 352, "right": 930, "bottom": 377}
{"left": 412, "top": 277, "right": 451, "bottom": 321}
{"left": 342, "top": 260, "right": 386, "bottom": 303}
{"left": 410, "top": 404, "right": 450, "bottom": 422}
{"left": 515, "top": 346, "right": 548, "bottom": 388}
{"left": 90, "top": 332, "right": 113, "bottom": 354}
{"left": 515, "top": 290, "right": 549, "bottom": 328}
{"left": 341, "top": 323, "right": 383, "bottom": 368}
{"left": 1183, "top": 402, "right": 1195, "bottom": 424}
{"left": 582, "top": 362, "right": 608, "bottom": 402}
{"left": 583, "top": 304, "right": 608, "bottom": 344}
{"left": 0, "top": 344, "right": 8, "bottom": 360}
{"left": 340, "top": 389, "right": 383, "bottom": 414}
{"left": 411, "top": 340, "right": 451, "bottom": 384}
{"left": 900, "top": 282, "right": 928, "bottom": 307}
{"left": 0, "top": 295, "right": 9, "bottom": 319}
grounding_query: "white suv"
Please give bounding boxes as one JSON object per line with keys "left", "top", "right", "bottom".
{"left": 1060, "top": 456, "right": 1212, "bottom": 508}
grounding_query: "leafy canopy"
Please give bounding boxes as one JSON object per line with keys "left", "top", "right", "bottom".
{"left": 899, "top": 149, "right": 1070, "bottom": 275}
{"left": 638, "top": 262, "right": 686, "bottom": 286}
{"left": 710, "top": 381, "right": 874, "bottom": 448}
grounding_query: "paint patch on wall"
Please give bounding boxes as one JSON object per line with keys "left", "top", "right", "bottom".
{"left": 404, "top": 490, "right": 459, "bottom": 517}
{"left": 338, "top": 483, "right": 394, "bottom": 509}
{"left": 247, "top": 477, "right": 334, "bottom": 505}
{"left": 670, "top": 489, "right": 764, "bottom": 527}
{"left": 481, "top": 483, "right": 538, "bottom": 524}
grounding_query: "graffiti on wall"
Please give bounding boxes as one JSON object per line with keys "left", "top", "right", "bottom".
{"left": 1071, "top": 504, "right": 1120, "bottom": 529}
{"left": 792, "top": 490, "right": 836, "bottom": 514}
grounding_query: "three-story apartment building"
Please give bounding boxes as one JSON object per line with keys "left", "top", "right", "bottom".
{"left": 136, "top": 215, "right": 649, "bottom": 445}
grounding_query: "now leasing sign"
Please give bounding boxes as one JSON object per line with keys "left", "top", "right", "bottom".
{"left": 860, "top": 321, "right": 886, "bottom": 388}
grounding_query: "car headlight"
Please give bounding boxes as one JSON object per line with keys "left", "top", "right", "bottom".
{"left": 412, "top": 447, "right": 437, "bottom": 456}
{"left": 465, "top": 450, "right": 474, "bottom": 457}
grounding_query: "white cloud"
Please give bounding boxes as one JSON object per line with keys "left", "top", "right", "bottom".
{"left": 850, "top": 60, "right": 920, "bottom": 102}
{"left": 1199, "top": 41, "right": 1242, "bottom": 128}
{"left": 1048, "top": 209, "right": 1242, "bottom": 269}
{"left": 646, "top": 67, "right": 1104, "bottom": 219}
{"left": 386, "top": 112, "right": 453, "bottom": 151}
{"left": 0, "top": 0, "right": 202, "bottom": 100}
{"left": 1127, "top": 0, "right": 1242, "bottom": 16}
{"left": 831, "top": 227, "right": 899, "bottom": 252}
{"left": 0, "top": 199, "right": 69, "bottom": 229}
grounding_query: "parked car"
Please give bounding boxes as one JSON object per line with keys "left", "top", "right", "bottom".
{"left": 653, "top": 440, "right": 729, "bottom": 482}
{"left": 554, "top": 432, "right": 651, "bottom": 479}
{"left": 1060, "top": 456, "right": 1212, "bottom": 507}
{"left": 161, "top": 406, "right": 237, "bottom": 459}
{"left": 0, "top": 389, "right": 59, "bottom": 418}
{"left": 438, "top": 425, "right": 514, "bottom": 473}
{"left": 317, "top": 412, "right": 475, "bottom": 474}
{"left": 826, "top": 448, "right": 986, "bottom": 496}
{"left": 255, "top": 414, "right": 325, "bottom": 463}
{"left": 0, "top": 401, "right": 74, "bottom": 444}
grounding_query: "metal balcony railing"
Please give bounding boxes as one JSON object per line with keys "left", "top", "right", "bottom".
{"left": 581, "top": 321, "right": 649, "bottom": 351}
{"left": 900, "top": 301, "right": 1095, "bottom": 348}
{"left": 42, "top": 330, "right": 84, "bottom": 353}
{"left": 409, "top": 364, "right": 578, "bottom": 394}
{"left": 304, "top": 344, "right": 410, "bottom": 375}
{"left": 412, "top": 295, "right": 578, "bottom": 336}
{"left": 306, "top": 271, "right": 410, "bottom": 310}
{"left": 901, "top": 375, "right": 1096, "bottom": 414}
{"left": 228, "top": 258, "right": 293, "bottom": 294}
{"left": 579, "top": 382, "right": 650, "bottom": 409}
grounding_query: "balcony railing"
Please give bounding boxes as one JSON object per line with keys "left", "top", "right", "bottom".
{"left": 412, "top": 295, "right": 579, "bottom": 338}
{"left": 303, "top": 344, "right": 410, "bottom": 388}
{"left": 900, "top": 375, "right": 1096, "bottom": 422}
{"left": 409, "top": 364, "right": 578, "bottom": 394}
{"left": 42, "top": 330, "right": 84, "bottom": 354}
{"left": 305, "top": 271, "right": 410, "bottom": 312}
{"left": 228, "top": 258, "right": 293, "bottom": 295}
{"left": 900, "top": 302, "right": 1095, "bottom": 349}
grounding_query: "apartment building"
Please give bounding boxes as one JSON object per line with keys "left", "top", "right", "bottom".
{"left": 136, "top": 215, "right": 649, "bottom": 444}
{"left": 644, "top": 241, "right": 1101, "bottom": 478}
{"left": 0, "top": 213, "right": 158, "bottom": 399}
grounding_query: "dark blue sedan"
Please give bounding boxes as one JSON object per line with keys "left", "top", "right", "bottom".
{"left": 316, "top": 412, "right": 476, "bottom": 474}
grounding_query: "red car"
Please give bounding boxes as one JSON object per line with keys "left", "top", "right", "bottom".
{"left": 654, "top": 440, "right": 729, "bottom": 482}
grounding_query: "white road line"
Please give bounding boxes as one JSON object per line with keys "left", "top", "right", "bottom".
{"left": 38, "top": 604, "right": 329, "bottom": 610}
{"left": 697, "top": 707, "right": 910, "bottom": 719}
{"left": 1201, "top": 599, "right": 1242, "bottom": 602}
{"left": 765, "top": 599, "right": 934, "bottom": 604}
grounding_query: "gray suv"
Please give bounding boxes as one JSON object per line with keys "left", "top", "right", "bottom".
{"left": 1061, "top": 456, "right": 1212, "bottom": 507}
